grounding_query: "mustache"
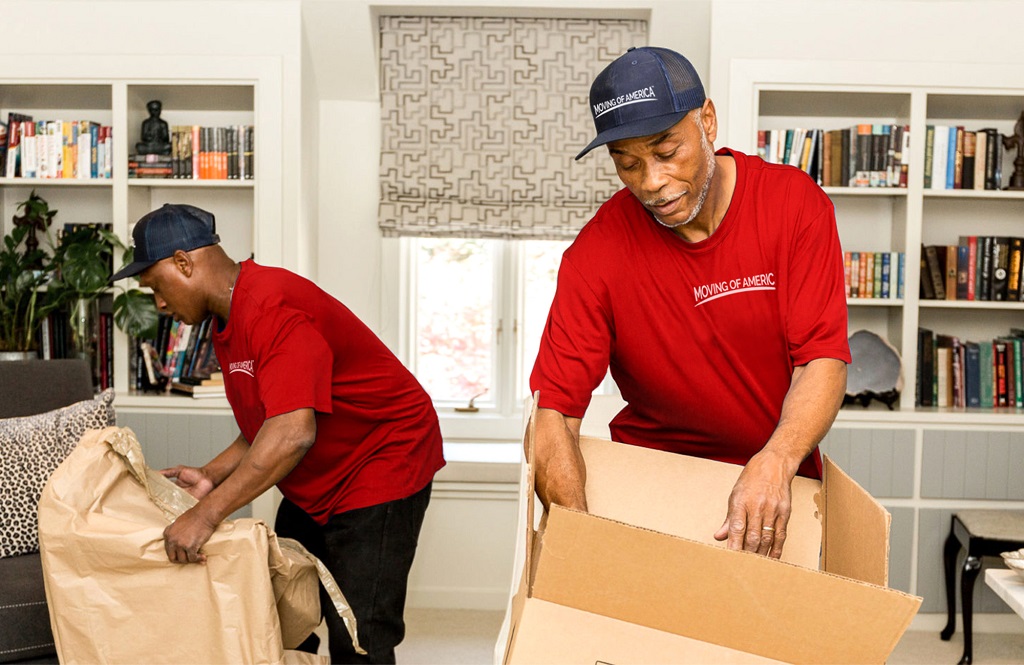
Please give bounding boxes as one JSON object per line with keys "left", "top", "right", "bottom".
{"left": 643, "top": 192, "right": 684, "bottom": 207}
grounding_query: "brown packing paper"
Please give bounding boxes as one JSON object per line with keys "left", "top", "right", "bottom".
{"left": 38, "top": 426, "right": 364, "bottom": 664}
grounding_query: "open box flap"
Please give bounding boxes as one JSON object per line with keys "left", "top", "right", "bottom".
{"left": 822, "top": 455, "right": 890, "bottom": 587}
{"left": 579, "top": 436, "right": 823, "bottom": 570}
{"left": 531, "top": 505, "right": 922, "bottom": 665}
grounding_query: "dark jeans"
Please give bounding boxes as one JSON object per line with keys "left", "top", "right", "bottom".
{"left": 274, "top": 484, "right": 432, "bottom": 664}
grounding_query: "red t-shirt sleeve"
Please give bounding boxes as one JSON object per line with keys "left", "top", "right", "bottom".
{"left": 530, "top": 256, "right": 613, "bottom": 418}
{"left": 252, "top": 306, "right": 334, "bottom": 418}
{"left": 785, "top": 195, "right": 852, "bottom": 367}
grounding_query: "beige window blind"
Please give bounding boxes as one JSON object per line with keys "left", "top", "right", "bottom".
{"left": 378, "top": 16, "right": 648, "bottom": 239}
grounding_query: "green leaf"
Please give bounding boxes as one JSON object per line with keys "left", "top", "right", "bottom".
{"left": 114, "top": 289, "right": 159, "bottom": 338}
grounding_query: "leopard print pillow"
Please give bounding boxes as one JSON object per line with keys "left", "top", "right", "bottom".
{"left": 0, "top": 389, "right": 115, "bottom": 558}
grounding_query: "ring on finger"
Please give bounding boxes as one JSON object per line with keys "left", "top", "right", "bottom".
{"left": 762, "top": 526, "right": 775, "bottom": 532}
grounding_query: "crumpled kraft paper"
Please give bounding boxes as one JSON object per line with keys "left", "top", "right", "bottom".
{"left": 38, "top": 426, "right": 364, "bottom": 664}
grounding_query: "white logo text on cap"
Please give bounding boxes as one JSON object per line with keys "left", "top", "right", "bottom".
{"left": 593, "top": 86, "right": 657, "bottom": 118}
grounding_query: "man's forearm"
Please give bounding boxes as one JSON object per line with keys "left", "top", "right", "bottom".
{"left": 762, "top": 357, "right": 848, "bottom": 473}
{"left": 197, "top": 410, "right": 315, "bottom": 524}
{"left": 532, "top": 407, "right": 588, "bottom": 511}
{"left": 201, "top": 435, "right": 249, "bottom": 486}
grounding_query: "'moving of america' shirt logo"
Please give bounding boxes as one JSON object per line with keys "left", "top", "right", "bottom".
{"left": 693, "top": 272, "right": 776, "bottom": 307}
{"left": 228, "top": 359, "right": 255, "bottom": 377}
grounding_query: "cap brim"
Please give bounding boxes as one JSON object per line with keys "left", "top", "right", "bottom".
{"left": 575, "top": 111, "right": 691, "bottom": 160}
{"left": 110, "top": 260, "right": 155, "bottom": 283}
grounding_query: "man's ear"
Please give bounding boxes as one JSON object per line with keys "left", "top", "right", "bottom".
{"left": 702, "top": 98, "right": 718, "bottom": 144}
{"left": 171, "top": 249, "right": 194, "bottom": 278}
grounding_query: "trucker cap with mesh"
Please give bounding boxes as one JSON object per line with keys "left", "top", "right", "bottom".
{"left": 110, "top": 203, "right": 220, "bottom": 281}
{"left": 576, "top": 46, "right": 706, "bottom": 160}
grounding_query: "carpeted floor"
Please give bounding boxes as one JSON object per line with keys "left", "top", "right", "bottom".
{"left": 389, "top": 608, "right": 1024, "bottom": 664}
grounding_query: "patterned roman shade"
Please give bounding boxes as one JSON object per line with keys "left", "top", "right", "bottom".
{"left": 378, "top": 16, "right": 648, "bottom": 239}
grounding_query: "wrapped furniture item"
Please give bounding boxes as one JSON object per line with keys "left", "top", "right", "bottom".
{"left": 38, "top": 426, "right": 363, "bottom": 665}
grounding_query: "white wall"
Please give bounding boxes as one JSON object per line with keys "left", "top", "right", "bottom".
{"left": 708, "top": 0, "right": 1024, "bottom": 137}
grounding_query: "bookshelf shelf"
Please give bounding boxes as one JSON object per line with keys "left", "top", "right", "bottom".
{"left": 923, "top": 189, "right": 1024, "bottom": 200}
{"left": 848, "top": 299, "right": 905, "bottom": 307}
{"left": 823, "top": 187, "right": 908, "bottom": 197}
{"left": 837, "top": 406, "right": 1024, "bottom": 426}
{"left": 117, "top": 392, "right": 231, "bottom": 412}
{"left": 919, "top": 301, "right": 1024, "bottom": 310}
{"left": 127, "top": 179, "right": 255, "bottom": 189}
{"left": 0, "top": 177, "right": 112, "bottom": 187}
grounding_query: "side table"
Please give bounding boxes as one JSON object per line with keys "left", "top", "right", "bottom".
{"left": 940, "top": 510, "right": 1024, "bottom": 665}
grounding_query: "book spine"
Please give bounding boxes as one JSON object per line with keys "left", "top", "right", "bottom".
{"left": 881, "top": 252, "right": 891, "bottom": 299}
{"left": 944, "top": 244, "right": 958, "bottom": 301}
{"left": 995, "top": 341, "right": 1008, "bottom": 407}
{"left": 1009, "top": 237, "right": 1023, "bottom": 301}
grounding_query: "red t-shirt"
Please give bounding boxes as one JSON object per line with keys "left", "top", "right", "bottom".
{"left": 530, "top": 149, "right": 850, "bottom": 479}
{"left": 213, "top": 260, "right": 445, "bottom": 523}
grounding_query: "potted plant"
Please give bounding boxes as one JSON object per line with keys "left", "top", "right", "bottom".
{"left": 0, "top": 224, "right": 60, "bottom": 357}
{"left": 0, "top": 192, "right": 63, "bottom": 357}
{"left": 0, "top": 190, "right": 159, "bottom": 361}
{"left": 48, "top": 223, "right": 161, "bottom": 355}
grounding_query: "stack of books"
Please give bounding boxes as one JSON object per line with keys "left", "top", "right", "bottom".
{"left": 923, "top": 126, "right": 1004, "bottom": 190}
{"left": 920, "top": 238, "right": 1023, "bottom": 301}
{"left": 2, "top": 114, "right": 113, "bottom": 179}
{"left": 758, "top": 124, "right": 910, "bottom": 188}
{"left": 171, "top": 371, "right": 225, "bottom": 399}
{"left": 917, "top": 329, "right": 1023, "bottom": 409}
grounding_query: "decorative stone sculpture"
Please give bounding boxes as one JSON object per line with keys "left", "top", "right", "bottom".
{"left": 844, "top": 329, "right": 903, "bottom": 410}
{"left": 136, "top": 100, "right": 171, "bottom": 156}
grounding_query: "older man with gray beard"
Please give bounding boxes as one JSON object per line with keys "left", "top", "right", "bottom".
{"left": 529, "top": 46, "right": 850, "bottom": 559}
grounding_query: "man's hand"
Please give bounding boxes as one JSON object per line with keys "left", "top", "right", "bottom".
{"left": 713, "top": 448, "right": 796, "bottom": 559}
{"left": 161, "top": 465, "right": 215, "bottom": 500}
{"left": 163, "top": 505, "right": 218, "bottom": 564}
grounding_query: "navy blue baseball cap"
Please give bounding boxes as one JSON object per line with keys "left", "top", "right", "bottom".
{"left": 576, "top": 46, "right": 706, "bottom": 160}
{"left": 110, "top": 204, "right": 219, "bottom": 281}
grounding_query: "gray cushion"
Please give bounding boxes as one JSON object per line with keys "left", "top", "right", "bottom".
{"left": 0, "top": 553, "right": 53, "bottom": 663}
{"left": 0, "top": 360, "right": 93, "bottom": 419}
{"left": 0, "top": 390, "right": 115, "bottom": 558}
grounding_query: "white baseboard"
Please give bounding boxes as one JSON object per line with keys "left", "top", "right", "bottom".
{"left": 407, "top": 586, "right": 509, "bottom": 611}
{"left": 909, "top": 612, "right": 1024, "bottom": 634}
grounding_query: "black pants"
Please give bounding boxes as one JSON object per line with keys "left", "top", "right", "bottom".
{"left": 274, "top": 484, "right": 432, "bottom": 664}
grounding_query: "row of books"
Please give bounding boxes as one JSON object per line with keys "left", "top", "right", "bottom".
{"left": 920, "top": 238, "right": 1023, "bottom": 301}
{"left": 133, "top": 314, "right": 222, "bottom": 396}
{"left": 757, "top": 125, "right": 910, "bottom": 188}
{"left": 35, "top": 309, "right": 115, "bottom": 391}
{"left": 0, "top": 114, "right": 113, "bottom": 179}
{"left": 129, "top": 125, "right": 255, "bottom": 180}
{"left": 916, "top": 329, "right": 1024, "bottom": 409}
{"left": 845, "top": 251, "right": 906, "bottom": 299}
{"left": 923, "top": 126, "right": 1003, "bottom": 190}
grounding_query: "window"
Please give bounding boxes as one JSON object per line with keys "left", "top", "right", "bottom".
{"left": 403, "top": 237, "right": 571, "bottom": 417}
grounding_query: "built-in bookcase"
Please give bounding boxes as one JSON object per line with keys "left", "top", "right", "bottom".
{"left": 728, "top": 60, "right": 1024, "bottom": 422}
{"left": 0, "top": 55, "right": 286, "bottom": 412}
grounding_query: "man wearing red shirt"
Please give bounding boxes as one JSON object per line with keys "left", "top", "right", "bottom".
{"left": 112, "top": 204, "right": 444, "bottom": 664}
{"left": 530, "top": 47, "right": 850, "bottom": 559}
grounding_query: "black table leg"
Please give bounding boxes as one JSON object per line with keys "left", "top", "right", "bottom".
{"left": 941, "top": 524, "right": 960, "bottom": 641}
{"left": 957, "top": 555, "right": 982, "bottom": 665}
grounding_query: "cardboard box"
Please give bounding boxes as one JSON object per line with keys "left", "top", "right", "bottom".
{"left": 501, "top": 411, "right": 922, "bottom": 664}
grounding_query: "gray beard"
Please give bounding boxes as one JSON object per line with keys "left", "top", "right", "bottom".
{"left": 654, "top": 129, "right": 717, "bottom": 230}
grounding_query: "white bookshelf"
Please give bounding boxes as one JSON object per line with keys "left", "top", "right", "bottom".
{"left": 728, "top": 58, "right": 1024, "bottom": 419}
{"left": 0, "top": 55, "right": 286, "bottom": 413}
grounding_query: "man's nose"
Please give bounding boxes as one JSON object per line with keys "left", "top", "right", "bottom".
{"left": 641, "top": 159, "right": 670, "bottom": 194}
